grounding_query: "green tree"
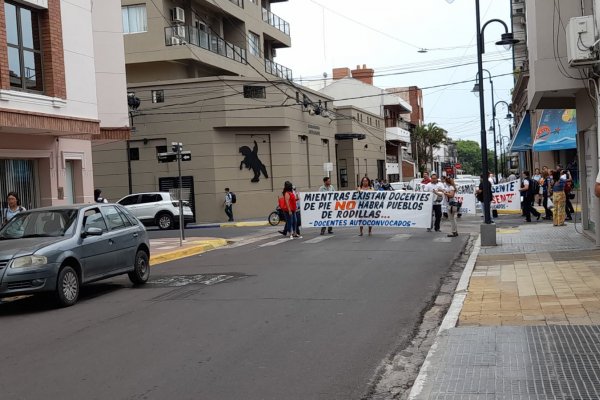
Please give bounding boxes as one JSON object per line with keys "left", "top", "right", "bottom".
{"left": 412, "top": 123, "right": 447, "bottom": 173}
{"left": 455, "top": 139, "right": 495, "bottom": 176}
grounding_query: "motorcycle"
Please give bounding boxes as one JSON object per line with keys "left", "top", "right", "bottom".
{"left": 268, "top": 206, "right": 286, "bottom": 226}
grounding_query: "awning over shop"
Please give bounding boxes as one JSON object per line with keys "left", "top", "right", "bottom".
{"left": 533, "top": 109, "right": 577, "bottom": 151}
{"left": 508, "top": 112, "right": 532, "bottom": 152}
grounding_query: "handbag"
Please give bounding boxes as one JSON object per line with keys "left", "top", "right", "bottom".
{"left": 568, "top": 193, "right": 576, "bottom": 200}
{"left": 547, "top": 198, "right": 554, "bottom": 209}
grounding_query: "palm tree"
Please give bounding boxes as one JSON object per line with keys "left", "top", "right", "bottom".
{"left": 412, "top": 123, "right": 447, "bottom": 173}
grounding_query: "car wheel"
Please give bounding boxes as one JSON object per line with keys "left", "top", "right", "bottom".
{"left": 156, "top": 213, "right": 174, "bottom": 230}
{"left": 55, "top": 266, "right": 79, "bottom": 307}
{"left": 128, "top": 250, "right": 150, "bottom": 285}
{"left": 268, "top": 211, "right": 280, "bottom": 226}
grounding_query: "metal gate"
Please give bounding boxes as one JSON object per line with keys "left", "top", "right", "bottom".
{"left": 0, "top": 159, "right": 39, "bottom": 210}
{"left": 158, "top": 176, "right": 196, "bottom": 222}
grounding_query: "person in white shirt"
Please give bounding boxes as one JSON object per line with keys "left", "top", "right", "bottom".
{"left": 423, "top": 173, "right": 445, "bottom": 232}
{"left": 318, "top": 176, "right": 336, "bottom": 235}
{"left": 224, "top": 188, "right": 234, "bottom": 222}
{"left": 443, "top": 176, "right": 459, "bottom": 237}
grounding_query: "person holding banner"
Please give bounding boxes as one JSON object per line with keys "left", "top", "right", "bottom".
{"left": 424, "top": 173, "right": 445, "bottom": 232}
{"left": 318, "top": 177, "right": 336, "bottom": 235}
{"left": 443, "top": 177, "right": 459, "bottom": 237}
{"left": 357, "top": 176, "right": 374, "bottom": 236}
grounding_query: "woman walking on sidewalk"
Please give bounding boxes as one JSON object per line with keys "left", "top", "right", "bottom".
{"left": 551, "top": 170, "right": 566, "bottom": 226}
{"left": 541, "top": 170, "right": 553, "bottom": 220}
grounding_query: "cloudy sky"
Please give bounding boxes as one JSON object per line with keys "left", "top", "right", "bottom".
{"left": 273, "top": 0, "right": 515, "bottom": 145}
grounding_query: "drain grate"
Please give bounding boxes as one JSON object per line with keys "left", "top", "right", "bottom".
{"left": 147, "top": 273, "right": 247, "bottom": 288}
{"left": 420, "top": 326, "right": 600, "bottom": 399}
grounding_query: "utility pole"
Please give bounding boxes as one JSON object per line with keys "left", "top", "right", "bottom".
{"left": 173, "top": 142, "right": 185, "bottom": 245}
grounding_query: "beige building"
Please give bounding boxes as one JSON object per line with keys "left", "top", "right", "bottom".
{"left": 93, "top": 0, "right": 387, "bottom": 223}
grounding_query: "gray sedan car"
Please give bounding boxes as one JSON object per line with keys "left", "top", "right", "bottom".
{"left": 0, "top": 204, "right": 150, "bottom": 307}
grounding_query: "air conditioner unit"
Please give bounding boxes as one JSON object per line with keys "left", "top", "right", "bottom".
{"left": 170, "top": 36, "right": 182, "bottom": 46}
{"left": 519, "top": 16, "right": 526, "bottom": 25}
{"left": 171, "top": 7, "right": 185, "bottom": 24}
{"left": 175, "top": 25, "right": 186, "bottom": 38}
{"left": 566, "top": 15, "right": 598, "bottom": 67}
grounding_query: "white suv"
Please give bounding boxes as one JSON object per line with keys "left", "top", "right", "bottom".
{"left": 117, "top": 192, "right": 194, "bottom": 230}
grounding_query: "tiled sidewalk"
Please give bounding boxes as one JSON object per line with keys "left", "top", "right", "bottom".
{"left": 459, "top": 249, "right": 600, "bottom": 326}
{"left": 409, "top": 221, "right": 600, "bottom": 399}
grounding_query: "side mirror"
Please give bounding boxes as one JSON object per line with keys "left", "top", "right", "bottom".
{"left": 81, "top": 227, "right": 103, "bottom": 238}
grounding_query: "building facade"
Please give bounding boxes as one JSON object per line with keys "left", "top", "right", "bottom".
{"left": 93, "top": 1, "right": 389, "bottom": 222}
{"left": 509, "top": 0, "right": 600, "bottom": 245}
{"left": 0, "top": 0, "right": 129, "bottom": 210}
{"left": 320, "top": 65, "right": 415, "bottom": 183}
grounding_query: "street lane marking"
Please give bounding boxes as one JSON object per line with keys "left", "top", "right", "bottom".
{"left": 304, "top": 236, "right": 334, "bottom": 244}
{"left": 259, "top": 238, "right": 293, "bottom": 247}
{"left": 388, "top": 234, "right": 411, "bottom": 242}
{"left": 227, "top": 232, "right": 282, "bottom": 248}
{"left": 433, "top": 237, "right": 452, "bottom": 243}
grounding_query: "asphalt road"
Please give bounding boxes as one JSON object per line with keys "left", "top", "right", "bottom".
{"left": 0, "top": 225, "right": 468, "bottom": 400}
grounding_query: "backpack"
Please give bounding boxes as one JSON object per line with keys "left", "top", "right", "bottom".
{"left": 564, "top": 180, "right": 573, "bottom": 193}
{"left": 528, "top": 178, "right": 540, "bottom": 196}
{"left": 230, "top": 192, "right": 237, "bottom": 204}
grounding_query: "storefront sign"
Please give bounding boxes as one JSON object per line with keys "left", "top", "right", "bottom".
{"left": 300, "top": 191, "right": 433, "bottom": 229}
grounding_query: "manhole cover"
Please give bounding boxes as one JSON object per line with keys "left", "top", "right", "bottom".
{"left": 147, "top": 273, "right": 246, "bottom": 287}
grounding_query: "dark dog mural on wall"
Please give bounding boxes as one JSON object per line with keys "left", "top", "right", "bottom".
{"left": 239, "top": 140, "right": 269, "bottom": 182}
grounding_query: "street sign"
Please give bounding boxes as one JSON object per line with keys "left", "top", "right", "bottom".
{"left": 181, "top": 151, "right": 192, "bottom": 161}
{"left": 455, "top": 163, "right": 462, "bottom": 169}
{"left": 157, "top": 152, "right": 177, "bottom": 163}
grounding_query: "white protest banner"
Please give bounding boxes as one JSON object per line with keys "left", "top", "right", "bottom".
{"left": 491, "top": 180, "right": 521, "bottom": 211}
{"left": 300, "top": 191, "right": 433, "bottom": 229}
{"left": 454, "top": 183, "right": 476, "bottom": 214}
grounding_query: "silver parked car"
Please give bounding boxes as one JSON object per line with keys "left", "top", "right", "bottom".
{"left": 0, "top": 204, "right": 150, "bottom": 307}
{"left": 117, "top": 192, "right": 194, "bottom": 230}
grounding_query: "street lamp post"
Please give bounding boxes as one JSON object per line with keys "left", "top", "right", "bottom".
{"left": 472, "top": 69, "right": 497, "bottom": 183}
{"left": 446, "top": 0, "right": 519, "bottom": 245}
{"left": 492, "top": 101, "right": 512, "bottom": 180}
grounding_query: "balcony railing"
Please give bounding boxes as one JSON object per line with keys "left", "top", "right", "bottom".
{"left": 165, "top": 26, "right": 247, "bottom": 64}
{"left": 265, "top": 58, "right": 292, "bottom": 80}
{"left": 229, "top": 0, "right": 243, "bottom": 7}
{"left": 262, "top": 8, "right": 290, "bottom": 35}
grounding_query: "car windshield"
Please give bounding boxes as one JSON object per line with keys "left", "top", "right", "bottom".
{"left": 0, "top": 209, "right": 78, "bottom": 239}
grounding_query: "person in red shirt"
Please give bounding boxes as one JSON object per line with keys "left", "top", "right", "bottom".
{"left": 278, "top": 181, "right": 300, "bottom": 239}
{"left": 421, "top": 172, "right": 431, "bottom": 185}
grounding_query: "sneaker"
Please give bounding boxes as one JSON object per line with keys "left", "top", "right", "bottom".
{"left": 278, "top": 230, "right": 286, "bottom": 236}
{"left": 289, "top": 235, "right": 294, "bottom": 239}
{"left": 435, "top": 229, "right": 441, "bottom": 232}
{"left": 427, "top": 228, "right": 432, "bottom": 232}
{"left": 296, "top": 235, "right": 303, "bottom": 239}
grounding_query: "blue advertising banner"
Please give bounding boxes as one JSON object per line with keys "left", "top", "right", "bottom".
{"left": 533, "top": 109, "right": 577, "bottom": 151}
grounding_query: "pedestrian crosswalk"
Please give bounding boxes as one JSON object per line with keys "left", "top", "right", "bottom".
{"left": 233, "top": 231, "right": 463, "bottom": 249}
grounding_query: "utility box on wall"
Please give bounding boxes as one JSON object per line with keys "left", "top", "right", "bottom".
{"left": 566, "top": 15, "right": 597, "bottom": 67}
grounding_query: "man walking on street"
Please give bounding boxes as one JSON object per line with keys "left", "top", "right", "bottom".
{"left": 519, "top": 171, "right": 541, "bottom": 222}
{"left": 424, "top": 173, "right": 445, "bottom": 232}
{"left": 224, "top": 188, "right": 234, "bottom": 222}
{"left": 319, "top": 176, "right": 335, "bottom": 235}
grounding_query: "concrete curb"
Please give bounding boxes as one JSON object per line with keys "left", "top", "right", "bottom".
{"left": 150, "top": 238, "right": 229, "bottom": 266}
{"left": 408, "top": 234, "right": 481, "bottom": 400}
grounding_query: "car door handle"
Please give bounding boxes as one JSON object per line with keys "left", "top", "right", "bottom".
{"left": 108, "top": 239, "right": 114, "bottom": 245}
{"left": 132, "top": 233, "right": 138, "bottom": 238}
